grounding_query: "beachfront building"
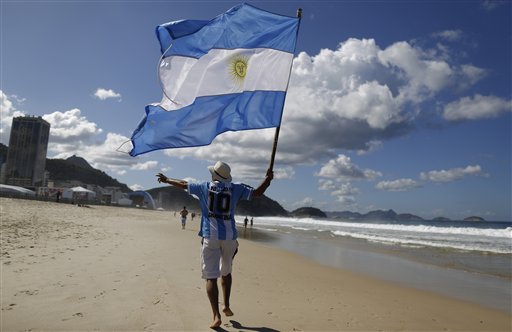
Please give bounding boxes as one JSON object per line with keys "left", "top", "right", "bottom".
{"left": 4, "top": 116, "right": 50, "bottom": 189}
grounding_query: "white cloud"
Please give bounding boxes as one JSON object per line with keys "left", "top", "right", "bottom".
{"left": 432, "top": 30, "right": 463, "bottom": 42}
{"left": 130, "top": 184, "right": 144, "bottom": 191}
{"left": 94, "top": 88, "right": 121, "bottom": 101}
{"left": 378, "top": 41, "right": 454, "bottom": 101}
{"left": 48, "top": 128, "right": 149, "bottom": 177}
{"left": 482, "top": 0, "right": 508, "bottom": 11}
{"left": 131, "top": 160, "right": 158, "bottom": 171}
{"left": 331, "top": 182, "right": 360, "bottom": 197}
{"left": 376, "top": 178, "right": 421, "bottom": 191}
{"left": 443, "top": 94, "right": 511, "bottom": 121}
{"left": 81, "top": 133, "right": 147, "bottom": 174}
{"left": 43, "top": 108, "right": 103, "bottom": 142}
{"left": 183, "top": 176, "right": 198, "bottom": 183}
{"left": 274, "top": 166, "right": 295, "bottom": 180}
{"left": 318, "top": 179, "right": 336, "bottom": 191}
{"left": 357, "top": 140, "right": 382, "bottom": 155}
{"left": 460, "top": 65, "right": 486, "bottom": 85}
{"left": 420, "top": 165, "right": 487, "bottom": 182}
{"left": 158, "top": 36, "right": 492, "bottom": 179}
{"left": 0, "top": 91, "right": 25, "bottom": 144}
{"left": 291, "top": 197, "right": 315, "bottom": 209}
{"left": 289, "top": 197, "right": 329, "bottom": 210}
{"left": 316, "top": 154, "right": 382, "bottom": 180}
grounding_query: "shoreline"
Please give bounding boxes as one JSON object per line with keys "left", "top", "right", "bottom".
{"left": 1, "top": 198, "right": 511, "bottom": 331}
{"left": 237, "top": 225, "right": 512, "bottom": 312}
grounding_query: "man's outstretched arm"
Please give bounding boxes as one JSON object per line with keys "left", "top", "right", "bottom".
{"left": 253, "top": 169, "right": 274, "bottom": 197}
{"left": 156, "top": 173, "right": 188, "bottom": 190}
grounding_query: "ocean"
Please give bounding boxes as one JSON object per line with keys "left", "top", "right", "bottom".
{"left": 247, "top": 217, "right": 512, "bottom": 254}
{"left": 236, "top": 216, "right": 512, "bottom": 312}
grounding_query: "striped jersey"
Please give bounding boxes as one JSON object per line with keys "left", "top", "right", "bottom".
{"left": 188, "top": 181, "right": 253, "bottom": 240}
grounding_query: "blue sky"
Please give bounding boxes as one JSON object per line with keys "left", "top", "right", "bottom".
{"left": 1, "top": 0, "right": 511, "bottom": 220}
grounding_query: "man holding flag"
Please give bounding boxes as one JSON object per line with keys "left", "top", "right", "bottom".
{"left": 157, "top": 162, "right": 273, "bottom": 328}
{"left": 129, "top": 3, "right": 300, "bottom": 328}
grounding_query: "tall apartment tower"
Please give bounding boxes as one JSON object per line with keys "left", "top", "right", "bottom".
{"left": 5, "top": 116, "right": 50, "bottom": 188}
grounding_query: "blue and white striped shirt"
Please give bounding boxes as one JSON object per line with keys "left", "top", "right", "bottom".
{"left": 188, "top": 181, "right": 253, "bottom": 240}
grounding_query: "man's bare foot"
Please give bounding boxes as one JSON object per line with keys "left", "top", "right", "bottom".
{"left": 223, "top": 307, "right": 234, "bottom": 316}
{"left": 210, "top": 315, "right": 222, "bottom": 329}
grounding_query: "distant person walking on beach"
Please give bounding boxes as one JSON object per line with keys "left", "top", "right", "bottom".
{"left": 157, "top": 161, "right": 273, "bottom": 328}
{"left": 180, "top": 206, "right": 188, "bottom": 229}
{"left": 243, "top": 216, "right": 248, "bottom": 228}
{"left": 250, "top": 217, "right": 253, "bottom": 227}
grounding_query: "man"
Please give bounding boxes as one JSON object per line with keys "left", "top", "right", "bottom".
{"left": 180, "top": 206, "right": 189, "bottom": 229}
{"left": 156, "top": 161, "right": 273, "bottom": 328}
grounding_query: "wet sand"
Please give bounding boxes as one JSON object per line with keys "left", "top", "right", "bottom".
{"left": 1, "top": 198, "right": 511, "bottom": 331}
{"left": 237, "top": 225, "right": 512, "bottom": 312}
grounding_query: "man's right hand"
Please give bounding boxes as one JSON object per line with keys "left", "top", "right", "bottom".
{"left": 156, "top": 173, "right": 168, "bottom": 183}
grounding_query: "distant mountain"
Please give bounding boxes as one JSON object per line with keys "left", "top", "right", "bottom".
{"left": 364, "top": 209, "right": 398, "bottom": 220}
{"left": 463, "top": 216, "right": 485, "bottom": 222}
{"left": 432, "top": 216, "right": 451, "bottom": 221}
{"left": 396, "top": 213, "right": 424, "bottom": 221}
{"left": 326, "top": 209, "right": 424, "bottom": 222}
{"left": 66, "top": 155, "right": 95, "bottom": 170}
{"left": 291, "top": 207, "right": 327, "bottom": 218}
{"left": 237, "top": 195, "right": 288, "bottom": 217}
{"left": 45, "top": 156, "right": 131, "bottom": 192}
{"left": 326, "top": 211, "right": 363, "bottom": 220}
{"left": 147, "top": 185, "right": 288, "bottom": 217}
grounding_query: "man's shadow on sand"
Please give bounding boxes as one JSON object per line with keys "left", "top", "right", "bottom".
{"left": 213, "top": 320, "right": 279, "bottom": 332}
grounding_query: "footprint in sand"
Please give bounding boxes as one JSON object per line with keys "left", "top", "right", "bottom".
{"left": 14, "top": 290, "right": 39, "bottom": 296}
{"left": 94, "top": 290, "right": 107, "bottom": 298}
{"left": 1, "top": 304, "right": 16, "bottom": 311}
{"left": 61, "top": 312, "right": 84, "bottom": 321}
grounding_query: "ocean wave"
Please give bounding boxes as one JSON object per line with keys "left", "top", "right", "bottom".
{"left": 331, "top": 230, "right": 512, "bottom": 254}
{"left": 254, "top": 217, "right": 512, "bottom": 238}
{"left": 249, "top": 216, "right": 512, "bottom": 254}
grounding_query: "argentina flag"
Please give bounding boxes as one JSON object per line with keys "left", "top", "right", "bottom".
{"left": 129, "top": 3, "right": 300, "bottom": 157}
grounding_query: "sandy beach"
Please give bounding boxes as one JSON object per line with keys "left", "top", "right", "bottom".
{"left": 1, "top": 198, "right": 510, "bottom": 331}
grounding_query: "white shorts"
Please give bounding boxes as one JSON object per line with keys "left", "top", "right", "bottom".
{"left": 200, "top": 238, "right": 238, "bottom": 279}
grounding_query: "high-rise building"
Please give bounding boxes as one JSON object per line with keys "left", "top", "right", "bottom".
{"left": 5, "top": 116, "right": 50, "bottom": 188}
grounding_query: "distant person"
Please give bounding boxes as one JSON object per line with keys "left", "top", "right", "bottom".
{"left": 250, "top": 217, "right": 253, "bottom": 227}
{"left": 243, "top": 216, "right": 248, "bottom": 228}
{"left": 180, "top": 206, "right": 189, "bottom": 229}
{"left": 191, "top": 212, "right": 196, "bottom": 221}
{"left": 55, "top": 191, "right": 61, "bottom": 203}
{"left": 156, "top": 161, "right": 273, "bottom": 328}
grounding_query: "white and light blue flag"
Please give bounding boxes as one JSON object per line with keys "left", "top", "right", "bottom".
{"left": 129, "top": 3, "right": 300, "bottom": 156}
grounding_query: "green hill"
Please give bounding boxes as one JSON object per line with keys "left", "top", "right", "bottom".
{"left": 291, "top": 207, "right": 327, "bottom": 218}
{"left": 45, "top": 156, "right": 131, "bottom": 192}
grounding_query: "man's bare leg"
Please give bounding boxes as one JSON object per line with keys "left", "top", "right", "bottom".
{"left": 221, "top": 274, "right": 234, "bottom": 316}
{"left": 206, "top": 279, "right": 222, "bottom": 328}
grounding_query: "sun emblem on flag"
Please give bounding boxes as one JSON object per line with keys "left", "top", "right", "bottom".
{"left": 228, "top": 54, "right": 249, "bottom": 86}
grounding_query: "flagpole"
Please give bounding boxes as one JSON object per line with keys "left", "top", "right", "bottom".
{"left": 268, "top": 7, "right": 302, "bottom": 172}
